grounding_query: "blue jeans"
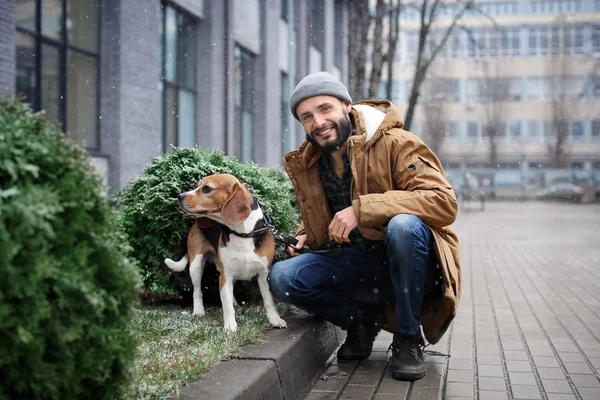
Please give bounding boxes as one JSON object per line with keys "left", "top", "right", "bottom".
{"left": 268, "top": 214, "right": 442, "bottom": 335}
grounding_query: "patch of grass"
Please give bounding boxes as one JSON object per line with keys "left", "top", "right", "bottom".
{"left": 123, "top": 303, "right": 295, "bottom": 399}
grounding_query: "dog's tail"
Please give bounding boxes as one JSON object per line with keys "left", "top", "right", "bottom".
{"left": 164, "top": 255, "right": 189, "bottom": 272}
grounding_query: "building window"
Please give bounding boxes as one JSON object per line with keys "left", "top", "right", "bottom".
{"left": 406, "top": 32, "right": 418, "bottom": 61}
{"left": 592, "top": 120, "right": 600, "bottom": 137}
{"left": 15, "top": 0, "right": 100, "bottom": 149}
{"left": 528, "top": 27, "right": 538, "bottom": 56}
{"left": 540, "top": 27, "right": 549, "bottom": 55}
{"left": 161, "top": 5, "right": 197, "bottom": 151}
{"left": 467, "top": 121, "right": 478, "bottom": 139}
{"left": 573, "top": 26, "right": 584, "bottom": 55}
{"left": 309, "top": 0, "right": 324, "bottom": 51}
{"left": 593, "top": 26, "right": 600, "bottom": 54}
{"left": 447, "top": 121, "right": 461, "bottom": 138}
{"left": 571, "top": 120, "right": 584, "bottom": 139}
{"left": 509, "top": 121, "right": 521, "bottom": 138}
{"left": 234, "top": 45, "right": 255, "bottom": 162}
{"left": 527, "top": 120, "right": 540, "bottom": 139}
{"left": 510, "top": 28, "right": 520, "bottom": 56}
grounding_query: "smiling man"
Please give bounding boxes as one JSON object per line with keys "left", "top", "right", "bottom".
{"left": 267, "top": 72, "right": 461, "bottom": 381}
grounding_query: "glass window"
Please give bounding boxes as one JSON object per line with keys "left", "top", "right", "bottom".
{"left": 573, "top": 26, "right": 583, "bottom": 55}
{"left": 550, "top": 26, "right": 561, "bottom": 55}
{"left": 14, "top": 0, "right": 100, "bottom": 149}
{"left": 511, "top": 28, "right": 520, "bottom": 56}
{"left": 447, "top": 122, "right": 461, "bottom": 138}
{"left": 467, "top": 121, "right": 478, "bottom": 138}
{"left": 15, "top": 32, "right": 37, "bottom": 108}
{"left": 41, "top": 43, "right": 60, "bottom": 122}
{"left": 15, "top": 0, "right": 36, "bottom": 31}
{"left": 489, "top": 29, "right": 498, "bottom": 57}
{"left": 509, "top": 121, "right": 521, "bottom": 137}
{"left": 164, "top": 86, "right": 177, "bottom": 150}
{"left": 66, "top": 51, "right": 98, "bottom": 148}
{"left": 528, "top": 27, "right": 538, "bottom": 56}
{"left": 67, "top": 0, "right": 99, "bottom": 52}
{"left": 41, "top": 0, "right": 63, "bottom": 41}
{"left": 161, "top": 5, "right": 197, "bottom": 150}
{"left": 540, "top": 27, "right": 548, "bottom": 55}
{"left": 592, "top": 120, "right": 600, "bottom": 136}
{"left": 527, "top": 120, "right": 540, "bottom": 137}
{"left": 164, "top": 7, "right": 178, "bottom": 84}
{"left": 468, "top": 30, "right": 478, "bottom": 58}
{"left": 571, "top": 120, "right": 584, "bottom": 138}
{"left": 500, "top": 29, "right": 509, "bottom": 57}
{"left": 234, "top": 45, "right": 255, "bottom": 162}
{"left": 593, "top": 26, "right": 600, "bottom": 54}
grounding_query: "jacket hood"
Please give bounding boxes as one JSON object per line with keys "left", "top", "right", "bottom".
{"left": 350, "top": 100, "right": 404, "bottom": 150}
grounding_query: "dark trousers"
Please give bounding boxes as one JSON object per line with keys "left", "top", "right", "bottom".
{"left": 268, "top": 214, "right": 442, "bottom": 335}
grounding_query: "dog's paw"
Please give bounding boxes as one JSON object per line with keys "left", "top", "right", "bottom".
{"left": 269, "top": 316, "right": 287, "bottom": 329}
{"left": 224, "top": 320, "right": 238, "bottom": 332}
{"left": 192, "top": 307, "right": 205, "bottom": 316}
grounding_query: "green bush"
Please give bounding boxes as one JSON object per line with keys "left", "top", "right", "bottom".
{"left": 0, "top": 99, "right": 141, "bottom": 400}
{"left": 116, "top": 146, "right": 300, "bottom": 297}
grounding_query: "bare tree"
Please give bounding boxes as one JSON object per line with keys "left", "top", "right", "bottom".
{"left": 547, "top": 17, "right": 573, "bottom": 168}
{"left": 368, "top": 0, "right": 387, "bottom": 98}
{"left": 385, "top": 0, "right": 402, "bottom": 100}
{"left": 348, "top": 0, "right": 372, "bottom": 100}
{"left": 403, "top": 0, "right": 475, "bottom": 130}
{"left": 348, "top": 1, "right": 481, "bottom": 130}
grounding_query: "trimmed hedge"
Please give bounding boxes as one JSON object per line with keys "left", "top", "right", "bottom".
{"left": 0, "top": 99, "right": 141, "bottom": 400}
{"left": 116, "top": 146, "right": 300, "bottom": 297}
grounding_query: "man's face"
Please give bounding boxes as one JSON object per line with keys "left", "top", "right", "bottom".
{"left": 296, "top": 95, "right": 352, "bottom": 154}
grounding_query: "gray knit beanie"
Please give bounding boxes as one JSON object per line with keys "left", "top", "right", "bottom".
{"left": 289, "top": 72, "right": 352, "bottom": 120}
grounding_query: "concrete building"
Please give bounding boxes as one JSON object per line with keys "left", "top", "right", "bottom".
{"left": 0, "top": 0, "right": 348, "bottom": 192}
{"left": 385, "top": 0, "right": 600, "bottom": 197}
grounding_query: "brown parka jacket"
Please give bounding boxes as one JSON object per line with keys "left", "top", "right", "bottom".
{"left": 282, "top": 100, "right": 461, "bottom": 344}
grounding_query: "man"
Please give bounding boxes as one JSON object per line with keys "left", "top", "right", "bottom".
{"left": 268, "top": 72, "right": 460, "bottom": 381}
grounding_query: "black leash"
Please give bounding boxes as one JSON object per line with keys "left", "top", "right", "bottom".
{"left": 256, "top": 202, "right": 345, "bottom": 257}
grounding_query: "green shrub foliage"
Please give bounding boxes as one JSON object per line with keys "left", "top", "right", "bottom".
{"left": 0, "top": 99, "right": 141, "bottom": 400}
{"left": 116, "top": 146, "right": 300, "bottom": 296}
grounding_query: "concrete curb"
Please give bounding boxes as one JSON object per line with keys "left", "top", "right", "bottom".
{"left": 171, "top": 315, "right": 343, "bottom": 400}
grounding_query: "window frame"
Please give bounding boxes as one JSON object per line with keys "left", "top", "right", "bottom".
{"left": 161, "top": 3, "right": 198, "bottom": 152}
{"left": 15, "top": 0, "right": 101, "bottom": 150}
{"left": 233, "top": 44, "right": 256, "bottom": 162}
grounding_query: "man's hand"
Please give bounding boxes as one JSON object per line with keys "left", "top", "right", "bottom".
{"left": 328, "top": 206, "right": 357, "bottom": 244}
{"left": 286, "top": 234, "right": 308, "bottom": 257}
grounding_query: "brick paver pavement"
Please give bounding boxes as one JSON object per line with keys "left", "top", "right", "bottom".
{"left": 302, "top": 202, "right": 600, "bottom": 400}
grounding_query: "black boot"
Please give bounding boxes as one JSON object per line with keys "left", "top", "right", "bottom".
{"left": 389, "top": 331, "right": 426, "bottom": 381}
{"left": 337, "top": 303, "right": 385, "bottom": 360}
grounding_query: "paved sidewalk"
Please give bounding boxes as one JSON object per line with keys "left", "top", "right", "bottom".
{"left": 303, "top": 202, "right": 600, "bottom": 400}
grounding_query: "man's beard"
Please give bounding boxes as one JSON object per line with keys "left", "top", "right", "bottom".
{"left": 306, "top": 114, "right": 353, "bottom": 154}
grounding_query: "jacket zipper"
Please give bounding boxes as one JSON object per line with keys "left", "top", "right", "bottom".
{"left": 408, "top": 160, "right": 423, "bottom": 171}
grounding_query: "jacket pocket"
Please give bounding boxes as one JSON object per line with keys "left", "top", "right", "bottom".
{"left": 406, "top": 156, "right": 440, "bottom": 174}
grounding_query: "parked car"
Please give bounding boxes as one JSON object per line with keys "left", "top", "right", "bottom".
{"left": 536, "top": 183, "right": 584, "bottom": 202}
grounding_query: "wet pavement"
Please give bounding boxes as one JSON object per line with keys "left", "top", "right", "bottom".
{"left": 302, "top": 202, "right": 600, "bottom": 400}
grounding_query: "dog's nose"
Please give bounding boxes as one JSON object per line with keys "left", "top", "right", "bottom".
{"left": 178, "top": 193, "right": 186, "bottom": 200}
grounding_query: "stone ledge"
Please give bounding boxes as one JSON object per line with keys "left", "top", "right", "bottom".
{"left": 172, "top": 315, "right": 342, "bottom": 400}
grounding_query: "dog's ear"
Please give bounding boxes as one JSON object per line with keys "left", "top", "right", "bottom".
{"left": 221, "top": 182, "right": 252, "bottom": 226}
{"left": 197, "top": 217, "right": 218, "bottom": 228}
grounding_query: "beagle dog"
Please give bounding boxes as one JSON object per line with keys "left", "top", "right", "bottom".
{"left": 164, "top": 174, "right": 287, "bottom": 332}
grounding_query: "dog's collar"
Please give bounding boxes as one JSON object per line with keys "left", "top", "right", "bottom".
{"left": 227, "top": 224, "right": 273, "bottom": 238}
{"left": 225, "top": 200, "right": 274, "bottom": 238}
